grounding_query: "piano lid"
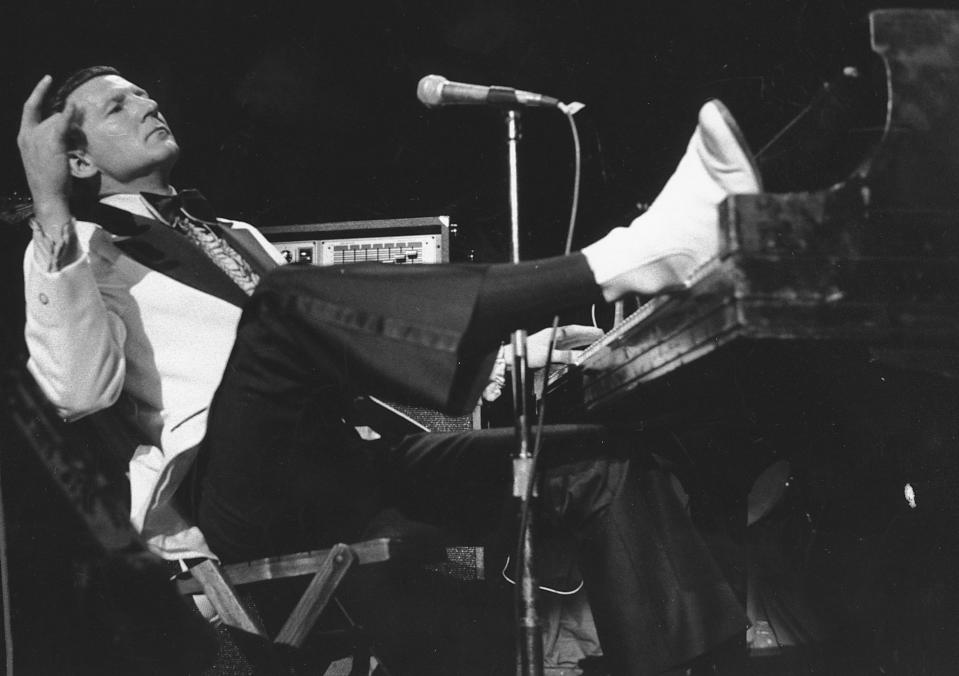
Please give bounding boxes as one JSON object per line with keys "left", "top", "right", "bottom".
{"left": 859, "top": 10, "right": 959, "bottom": 212}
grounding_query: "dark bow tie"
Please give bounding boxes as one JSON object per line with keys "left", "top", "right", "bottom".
{"left": 141, "top": 189, "right": 217, "bottom": 224}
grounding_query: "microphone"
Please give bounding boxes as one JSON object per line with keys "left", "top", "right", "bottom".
{"left": 417, "top": 74, "right": 561, "bottom": 109}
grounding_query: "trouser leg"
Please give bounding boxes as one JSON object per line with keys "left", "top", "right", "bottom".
{"left": 192, "top": 254, "right": 745, "bottom": 672}
{"left": 199, "top": 388, "right": 741, "bottom": 674}
{"left": 226, "top": 254, "right": 600, "bottom": 414}
{"left": 568, "top": 462, "right": 745, "bottom": 675}
{"left": 196, "top": 254, "right": 598, "bottom": 559}
{"left": 375, "top": 425, "right": 744, "bottom": 676}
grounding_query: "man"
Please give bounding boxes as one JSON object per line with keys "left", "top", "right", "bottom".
{"left": 18, "top": 66, "right": 759, "bottom": 674}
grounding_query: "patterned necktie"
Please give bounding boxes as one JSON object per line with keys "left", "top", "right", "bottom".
{"left": 142, "top": 190, "right": 260, "bottom": 296}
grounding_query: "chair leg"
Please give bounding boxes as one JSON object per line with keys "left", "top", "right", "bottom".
{"left": 189, "top": 559, "right": 268, "bottom": 637}
{"left": 333, "top": 597, "right": 381, "bottom": 676}
{"left": 276, "top": 543, "right": 357, "bottom": 647}
{"left": 348, "top": 648, "right": 372, "bottom": 676}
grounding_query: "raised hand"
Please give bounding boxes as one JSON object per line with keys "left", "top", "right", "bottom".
{"left": 17, "top": 75, "right": 79, "bottom": 227}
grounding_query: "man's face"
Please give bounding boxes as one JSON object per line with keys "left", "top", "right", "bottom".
{"left": 67, "top": 74, "right": 179, "bottom": 188}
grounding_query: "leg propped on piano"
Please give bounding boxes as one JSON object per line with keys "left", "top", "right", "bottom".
{"left": 582, "top": 99, "right": 761, "bottom": 301}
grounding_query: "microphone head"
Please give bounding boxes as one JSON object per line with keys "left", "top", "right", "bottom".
{"left": 417, "top": 74, "right": 448, "bottom": 107}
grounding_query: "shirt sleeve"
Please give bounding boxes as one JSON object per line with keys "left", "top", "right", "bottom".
{"left": 29, "top": 216, "right": 81, "bottom": 272}
{"left": 23, "top": 223, "right": 127, "bottom": 420}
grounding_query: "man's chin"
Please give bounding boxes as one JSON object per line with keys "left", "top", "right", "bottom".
{"left": 158, "top": 142, "right": 181, "bottom": 164}
{"left": 159, "top": 134, "right": 179, "bottom": 150}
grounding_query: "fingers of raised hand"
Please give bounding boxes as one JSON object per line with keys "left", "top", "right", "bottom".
{"left": 19, "top": 104, "right": 76, "bottom": 158}
{"left": 20, "top": 75, "right": 53, "bottom": 132}
{"left": 19, "top": 74, "right": 78, "bottom": 154}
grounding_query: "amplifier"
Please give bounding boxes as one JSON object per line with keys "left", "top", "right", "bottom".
{"left": 259, "top": 216, "right": 450, "bottom": 267}
{"left": 260, "top": 216, "right": 477, "bottom": 436}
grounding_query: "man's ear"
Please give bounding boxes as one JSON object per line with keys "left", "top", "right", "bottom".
{"left": 68, "top": 150, "right": 99, "bottom": 180}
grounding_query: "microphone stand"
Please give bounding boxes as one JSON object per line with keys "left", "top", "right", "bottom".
{"left": 504, "top": 108, "right": 544, "bottom": 676}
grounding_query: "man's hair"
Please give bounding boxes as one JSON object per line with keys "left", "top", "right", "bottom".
{"left": 43, "top": 65, "right": 121, "bottom": 118}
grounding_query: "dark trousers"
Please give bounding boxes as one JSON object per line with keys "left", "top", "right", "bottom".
{"left": 193, "top": 259, "right": 744, "bottom": 675}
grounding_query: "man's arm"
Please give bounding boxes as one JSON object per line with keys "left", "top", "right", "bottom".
{"left": 24, "top": 234, "right": 127, "bottom": 419}
{"left": 19, "top": 75, "right": 126, "bottom": 419}
{"left": 18, "top": 75, "right": 80, "bottom": 271}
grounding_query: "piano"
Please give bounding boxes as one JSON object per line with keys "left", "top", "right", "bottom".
{"left": 542, "top": 16, "right": 959, "bottom": 662}
{"left": 546, "top": 9, "right": 959, "bottom": 429}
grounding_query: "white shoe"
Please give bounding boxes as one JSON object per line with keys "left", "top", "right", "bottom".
{"left": 583, "top": 99, "right": 761, "bottom": 301}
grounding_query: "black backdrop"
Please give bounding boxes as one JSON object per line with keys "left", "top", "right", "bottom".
{"left": 1, "top": 0, "right": 949, "bottom": 267}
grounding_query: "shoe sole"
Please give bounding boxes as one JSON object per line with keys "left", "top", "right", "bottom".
{"left": 700, "top": 99, "right": 764, "bottom": 192}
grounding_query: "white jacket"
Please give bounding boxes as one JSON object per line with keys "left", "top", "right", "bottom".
{"left": 23, "top": 193, "right": 284, "bottom": 560}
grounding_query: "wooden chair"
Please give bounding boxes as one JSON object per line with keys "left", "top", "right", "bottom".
{"left": 173, "top": 537, "right": 442, "bottom": 671}
{"left": 3, "top": 363, "right": 449, "bottom": 674}
{"left": 0, "top": 198, "right": 460, "bottom": 673}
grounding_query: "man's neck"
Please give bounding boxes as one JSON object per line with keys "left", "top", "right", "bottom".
{"left": 99, "top": 174, "right": 173, "bottom": 198}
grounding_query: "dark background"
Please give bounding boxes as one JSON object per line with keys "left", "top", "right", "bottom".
{"left": 1, "top": 0, "right": 947, "bottom": 265}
